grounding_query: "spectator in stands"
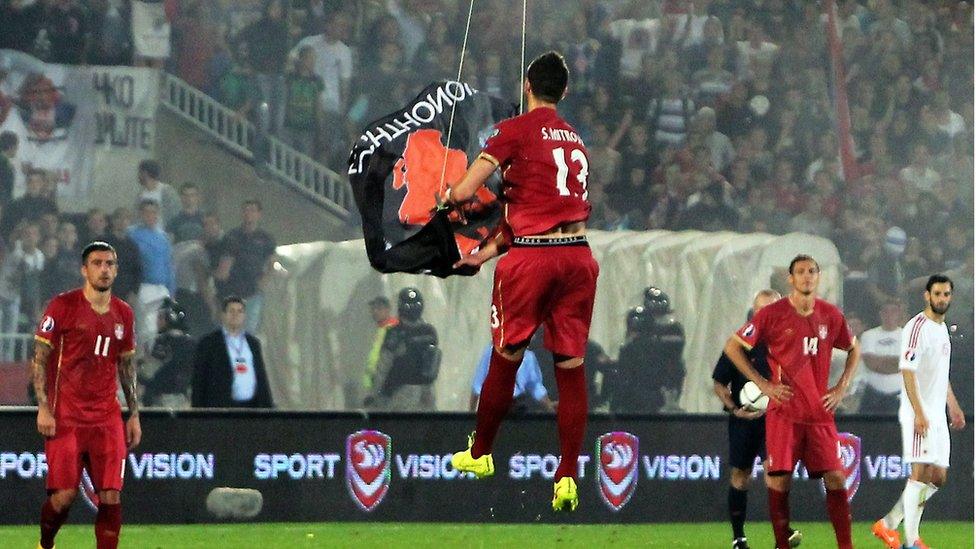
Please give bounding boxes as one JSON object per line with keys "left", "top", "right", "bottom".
{"left": 167, "top": 182, "right": 205, "bottom": 243}
{"left": 1, "top": 171, "right": 56, "bottom": 239}
{"left": 0, "top": 237, "right": 23, "bottom": 346}
{"left": 899, "top": 143, "right": 941, "bottom": 193}
{"left": 858, "top": 300, "right": 906, "bottom": 415}
{"left": 607, "top": 6, "right": 662, "bottom": 86}
{"left": 234, "top": 0, "right": 289, "bottom": 134}
{"left": 282, "top": 46, "right": 324, "bottom": 156}
{"left": 353, "top": 40, "right": 405, "bottom": 127}
{"left": 134, "top": 159, "right": 179, "bottom": 227}
{"left": 716, "top": 81, "right": 755, "bottom": 138}
{"left": 690, "top": 106, "right": 735, "bottom": 173}
{"left": 219, "top": 41, "right": 261, "bottom": 122}
{"left": 39, "top": 220, "right": 81, "bottom": 302}
{"left": 172, "top": 223, "right": 216, "bottom": 338}
{"left": 131, "top": 0, "right": 171, "bottom": 68}
{"left": 37, "top": 212, "right": 59, "bottom": 242}
{"left": 291, "top": 12, "right": 353, "bottom": 166}
{"left": 80, "top": 207, "right": 109, "bottom": 245}
{"left": 647, "top": 70, "right": 696, "bottom": 152}
{"left": 674, "top": 179, "right": 739, "bottom": 232}
{"left": 16, "top": 222, "right": 44, "bottom": 323}
{"left": 88, "top": 0, "right": 132, "bottom": 66}
{"left": 200, "top": 211, "right": 224, "bottom": 269}
{"left": 558, "top": 10, "right": 602, "bottom": 95}
{"left": 191, "top": 295, "right": 274, "bottom": 408}
{"left": 0, "top": 0, "right": 44, "bottom": 53}
{"left": 44, "top": 0, "right": 89, "bottom": 64}
{"left": 384, "top": 0, "right": 425, "bottom": 64}
{"left": 103, "top": 207, "right": 142, "bottom": 304}
{"left": 128, "top": 200, "right": 174, "bottom": 352}
{"left": 866, "top": 226, "right": 909, "bottom": 319}
{"left": 692, "top": 46, "right": 734, "bottom": 108}
{"left": 214, "top": 199, "right": 276, "bottom": 333}
{"left": 0, "top": 131, "right": 17, "bottom": 207}
{"left": 170, "top": 0, "right": 216, "bottom": 90}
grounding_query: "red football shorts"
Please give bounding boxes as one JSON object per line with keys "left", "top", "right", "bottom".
{"left": 764, "top": 412, "right": 842, "bottom": 477}
{"left": 45, "top": 420, "right": 126, "bottom": 491}
{"left": 490, "top": 241, "right": 599, "bottom": 357}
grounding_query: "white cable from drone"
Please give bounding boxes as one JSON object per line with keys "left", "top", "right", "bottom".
{"left": 438, "top": 0, "right": 477, "bottom": 195}
{"left": 438, "top": 0, "right": 529, "bottom": 194}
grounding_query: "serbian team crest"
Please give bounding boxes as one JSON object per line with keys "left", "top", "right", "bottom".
{"left": 596, "top": 432, "right": 639, "bottom": 512}
{"left": 818, "top": 324, "right": 828, "bottom": 340}
{"left": 345, "top": 430, "right": 392, "bottom": 512}
{"left": 114, "top": 323, "right": 124, "bottom": 340}
{"left": 823, "top": 432, "right": 861, "bottom": 502}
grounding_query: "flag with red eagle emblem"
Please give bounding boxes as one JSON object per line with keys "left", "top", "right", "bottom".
{"left": 348, "top": 81, "right": 515, "bottom": 277}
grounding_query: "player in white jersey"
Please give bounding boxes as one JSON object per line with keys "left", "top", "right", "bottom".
{"left": 871, "top": 275, "right": 966, "bottom": 549}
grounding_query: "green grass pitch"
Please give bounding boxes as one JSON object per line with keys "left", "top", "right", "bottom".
{"left": 0, "top": 522, "right": 972, "bottom": 548}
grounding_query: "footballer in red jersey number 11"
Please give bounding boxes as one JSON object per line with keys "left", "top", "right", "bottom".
{"left": 32, "top": 241, "right": 140, "bottom": 549}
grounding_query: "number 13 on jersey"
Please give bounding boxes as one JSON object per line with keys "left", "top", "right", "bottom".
{"left": 552, "top": 147, "right": 589, "bottom": 200}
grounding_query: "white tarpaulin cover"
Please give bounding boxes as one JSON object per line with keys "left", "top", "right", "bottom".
{"left": 261, "top": 230, "right": 841, "bottom": 412}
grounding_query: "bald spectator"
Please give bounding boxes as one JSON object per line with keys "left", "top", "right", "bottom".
{"left": 858, "top": 301, "right": 906, "bottom": 414}
{"left": 690, "top": 107, "right": 735, "bottom": 173}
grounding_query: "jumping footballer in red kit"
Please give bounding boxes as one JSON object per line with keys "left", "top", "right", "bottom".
{"left": 32, "top": 241, "right": 140, "bottom": 549}
{"left": 446, "top": 51, "right": 598, "bottom": 512}
{"left": 724, "top": 254, "right": 861, "bottom": 549}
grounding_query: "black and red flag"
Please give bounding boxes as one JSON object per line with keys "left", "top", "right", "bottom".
{"left": 348, "top": 81, "right": 515, "bottom": 277}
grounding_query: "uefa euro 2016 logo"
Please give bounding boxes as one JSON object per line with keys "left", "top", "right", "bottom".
{"left": 596, "top": 432, "right": 639, "bottom": 512}
{"left": 345, "top": 430, "right": 392, "bottom": 512}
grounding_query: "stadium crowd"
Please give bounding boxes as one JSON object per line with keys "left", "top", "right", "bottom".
{"left": 0, "top": 0, "right": 971, "bottom": 412}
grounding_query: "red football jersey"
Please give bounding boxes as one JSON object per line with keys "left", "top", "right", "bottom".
{"left": 735, "top": 297, "right": 853, "bottom": 424}
{"left": 34, "top": 289, "right": 135, "bottom": 426}
{"left": 481, "top": 107, "right": 591, "bottom": 236}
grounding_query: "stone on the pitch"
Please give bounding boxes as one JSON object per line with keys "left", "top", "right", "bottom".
{"left": 206, "top": 487, "right": 263, "bottom": 519}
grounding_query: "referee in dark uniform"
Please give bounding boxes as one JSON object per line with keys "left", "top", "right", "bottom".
{"left": 712, "top": 289, "right": 801, "bottom": 549}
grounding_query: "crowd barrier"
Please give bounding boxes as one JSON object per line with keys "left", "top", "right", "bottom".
{"left": 0, "top": 410, "right": 971, "bottom": 524}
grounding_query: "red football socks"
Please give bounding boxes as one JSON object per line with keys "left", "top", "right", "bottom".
{"left": 39, "top": 498, "right": 69, "bottom": 549}
{"left": 471, "top": 349, "right": 520, "bottom": 458}
{"left": 95, "top": 503, "right": 122, "bottom": 549}
{"left": 768, "top": 487, "right": 791, "bottom": 549}
{"left": 554, "top": 364, "right": 587, "bottom": 480}
{"left": 825, "top": 488, "right": 853, "bottom": 549}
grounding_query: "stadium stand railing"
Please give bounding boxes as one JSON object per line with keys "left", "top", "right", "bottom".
{"left": 159, "top": 73, "right": 353, "bottom": 220}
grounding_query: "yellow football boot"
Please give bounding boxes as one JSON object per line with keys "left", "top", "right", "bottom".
{"left": 450, "top": 431, "right": 494, "bottom": 479}
{"left": 552, "top": 477, "right": 579, "bottom": 512}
